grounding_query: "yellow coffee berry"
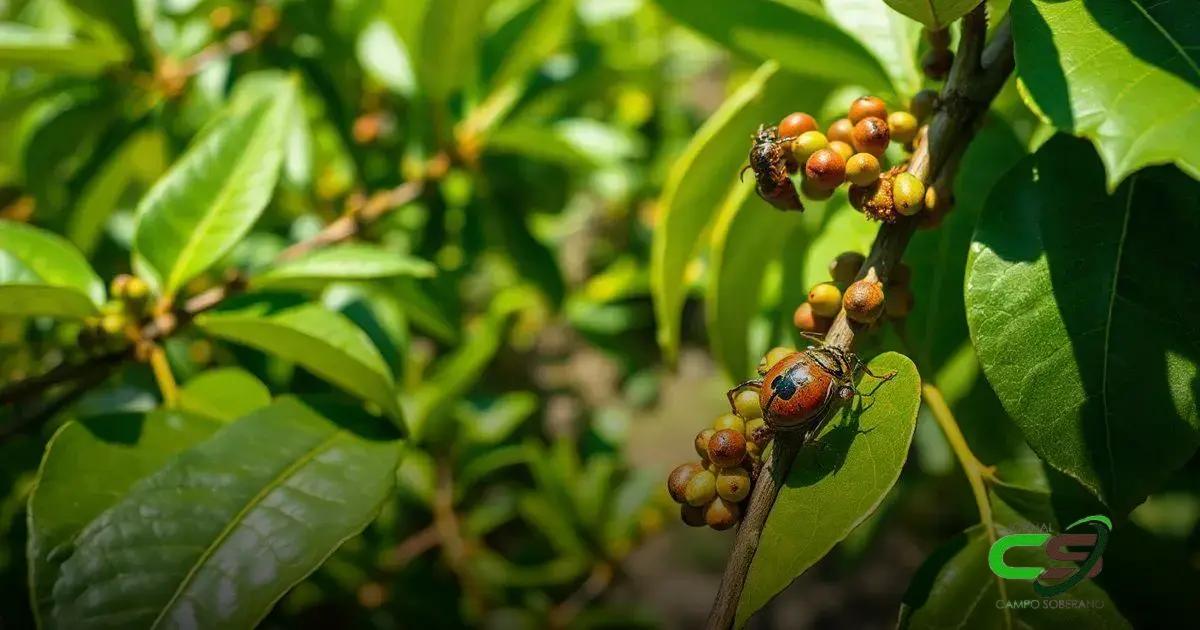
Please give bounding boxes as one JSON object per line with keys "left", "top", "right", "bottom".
{"left": 714, "top": 413, "right": 746, "bottom": 435}
{"left": 733, "top": 389, "right": 762, "bottom": 419}
{"left": 717, "top": 467, "right": 752, "bottom": 502}
{"left": 790, "top": 130, "right": 828, "bottom": 165}
{"left": 892, "top": 172, "right": 926, "bottom": 216}
{"left": 845, "top": 153, "right": 881, "bottom": 187}
{"left": 887, "top": 111, "right": 919, "bottom": 144}
{"left": 807, "top": 283, "right": 843, "bottom": 318}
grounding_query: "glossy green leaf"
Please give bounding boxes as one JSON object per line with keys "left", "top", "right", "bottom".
{"left": 738, "top": 352, "right": 921, "bottom": 625}
{"left": 48, "top": 398, "right": 401, "bottom": 629}
{"left": 178, "top": 368, "right": 272, "bottom": 422}
{"left": 28, "top": 411, "right": 223, "bottom": 626}
{"left": 196, "top": 301, "right": 404, "bottom": 424}
{"left": 966, "top": 135, "right": 1200, "bottom": 513}
{"left": 0, "top": 220, "right": 104, "bottom": 318}
{"left": 357, "top": 19, "right": 417, "bottom": 97}
{"left": 134, "top": 78, "right": 296, "bottom": 297}
{"left": 61, "top": 0, "right": 149, "bottom": 59}
{"left": 651, "top": 62, "right": 795, "bottom": 362}
{"left": 419, "top": 0, "right": 493, "bottom": 101}
{"left": 828, "top": 0, "right": 923, "bottom": 99}
{"left": 0, "top": 23, "right": 126, "bottom": 75}
{"left": 1012, "top": 0, "right": 1200, "bottom": 187}
{"left": 251, "top": 243, "right": 435, "bottom": 289}
{"left": 486, "top": 0, "right": 574, "bottom": 90}
{"left": 883, "top": 0, "right": 979, "bottom": 30}
{"left": 655, "top": 0, "right": 892, "bottom": 93}
{"left": 707, "top": 180, "right": 803, "bottom": 380}
{"left": 68, "top": 130, "right": 168, "bottom": 256}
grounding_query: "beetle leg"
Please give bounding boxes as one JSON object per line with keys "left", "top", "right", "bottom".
{"left": 726, "top": 379, "right": 762, "bottom": 415}
{"left": 859, "top": 364, "right": 897, "bottom": 381}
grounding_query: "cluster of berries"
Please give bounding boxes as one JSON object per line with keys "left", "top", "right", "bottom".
{"left": 775, "top": 91, "right": 942, "bottom": 225}
{"left": 666, "top": 375, "right": 772, "bottom": 530}
{"left": 792, "top": 251, "right": 913, "bottom": 333}
{"left": 77, "top": 274, "right": 149, "bottom": 353}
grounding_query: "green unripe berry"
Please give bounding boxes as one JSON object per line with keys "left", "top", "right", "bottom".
{"left": 807, "top": 283, "right": 842, "bottom": 318}
{"left": 910, "top": 89, "right": 938, "bottom": 123}
{"left": 684, "top": 469, "right": 717, "bottom": 506}
{"left": 829, "top": 251, "right": 866, "bottom": 285}
{"left": 695, "top": 428, "right": 716, "bottom": 460}
{"left": 713, "top": 413, "right": 745, "bottom": 434}
{"left": 100, "top": 312, "right": 126, "bottom": 336}
{"left": 758, "top": 346, "right": 797, "bottom": 375}
{"left": 707, "top": 429, "right": 747, "bottom": 468}
{"left": 125, "top": 276, "right": 149, "bottom": 300}
{"left": 109, "top": 274, "right": 131, "bottom": 299}
{"left": 843, "top": 279, "right": 886, "bottom": 323}
{"left": 845, "top": 153, "right": 881, "bottom": 187}
{"left": 887, "top": 111, "right": 919, "bottom": 144}
{"left": 717, "top": 467, "right": 752, "bottom": 502}
{"left": 733, "top": 389, "right": 762, "bottom": 420}
{"left": 681, "top": 503, "right": 707, "bottom": 527}
{"left": 790, "top": 130, "right": 828, "bottom": 166}
{"left": 668, "top": 462, "right": 704, "bottom": 503}
{"left": 892, "top": 172, "right": 926, "bottom": 216}
{"left": 705, "top": 497, "right": 742, "bottom": 530}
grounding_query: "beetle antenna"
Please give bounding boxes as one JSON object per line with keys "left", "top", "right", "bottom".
{"left": 739, "top": 164, "right": 752, "bottom": 182}
{"left": 799, "top": 331, "right": 826, "bottom": 345}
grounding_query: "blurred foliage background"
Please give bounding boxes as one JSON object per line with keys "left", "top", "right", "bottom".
{"left": 0, "top": 0, "right": 1198, "bottom": 628}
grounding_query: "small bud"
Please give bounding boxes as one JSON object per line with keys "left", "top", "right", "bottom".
{"left": 705, "top": 497, "right": 742, "bottom": 530}
{"left": 779, "top": 112, "right": 818, "bottom": 138}
{"left": 848, "top": 96, "right": 888, "bottom": 124}
{"left": 851, "top": 117, "right": 890, "bottom": 156}
{"left": 109, "top": 274, "right": 132, "bottom": 299}
{"left": 708, "top": 429, "right": 748, "bottom": 468}
{"left": 807, "top": 283, "right": 843, "bottom": 318}
{"left": 844, "top": 279, "right": 886, "bottom": 323}
{"left": 668, "top": 462, "right": 705, "bottom": 503}
{"left": 717, "top": 467, "right": 752, "bottom": 502}
{"left": 734, "top": 389, "right": 762, "bottom": 420}
{"left": 826, "top": 118, "right": 855, "bottom": 144}
{"left": 758, "top": 347, "right": 797, "bottom": 375}
{"left": 845, "top": 153, "right": 881, "bottom": 187}
{"left": 892, "top": 172, "right": 926, "bottom": 216}
{"left": 684, "top": 469, "right": 718, "bottom": 506}
{"left": 100, "top": 312, "right": 126, "bottom": 336}
{"left": 714, "top": 413, "right": 746, "bottom": 434}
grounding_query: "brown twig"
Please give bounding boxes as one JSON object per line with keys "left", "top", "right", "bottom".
{"left": 705, "top": 4, "right": 1012, "bottom": 628}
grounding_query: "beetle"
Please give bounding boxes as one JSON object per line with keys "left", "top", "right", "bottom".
{"left": 741, "top": 125, "right": 804, "bottom": 212}
{"left": 727, "top": 343, "right": 894, "bottom": 442}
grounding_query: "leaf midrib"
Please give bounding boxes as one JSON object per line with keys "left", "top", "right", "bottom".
{"left": 1127, "top": 0, "right": 1200, "bottom": 81}
{"left": 1098, "top": 176, "right": 1135, "bottom": 499}
{"left": 148, "top": 430, "right": 344, "bottom": 629}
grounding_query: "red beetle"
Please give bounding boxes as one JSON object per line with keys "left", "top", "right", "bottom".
{"left": 727, "top": 344, "right": 893, "bottom": 440}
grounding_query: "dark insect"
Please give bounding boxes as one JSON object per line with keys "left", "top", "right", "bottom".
{"left": 741, "top": 125, "right": 804, "bottom": 212}
{"left": 726, "top": 342, "right": 894, "bottom": 443}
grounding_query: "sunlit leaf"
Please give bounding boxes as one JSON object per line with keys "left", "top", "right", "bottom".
{"left": 178, "top": 368, "right": 272, "bottom": 422}
{"left": 0, "top": 23, "right": 126, "bottom": 75}
{"left": 883, "top": 0, "right": 979, "bottom": 30}
{"left": 0, "top": 220, "right": 104, "bottom": 319}
{"left": 251, "top": 243, "right": 435, "bottom": 289}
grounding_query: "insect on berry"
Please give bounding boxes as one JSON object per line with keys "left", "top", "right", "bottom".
{"left": 744, "top": 125, "right": 804, "bottom": 212}
{"left": 728, "top": 344, "right": 895, "bottom": 432}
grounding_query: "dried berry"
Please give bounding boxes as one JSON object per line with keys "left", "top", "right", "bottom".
{"left": 779, "top": 112, "right": 818, "bottom": 138}
{"left": 733, "top": 389, "right": 762, "bottom": 419}
{"left": 758, "top": 346, "right": 797, "bottom": 375}
{"left": 790, "top": 130, "right": 828, "bottom": 165}
{"left": 684, "top": 469, "right": 718, "bottom": 506}
{"left": 708, "top": 429, "right": 748, "bottom": 468}
{"left": 668, "top": 462, "right": 705, "bottom": 503}
{"left": 845, "top": 153, "right": 881, "bottom": 187}
{"left": 807, "top": 283, "right": 843, "bottom": 318}
{"left": 717, "top": 467, "right": 752, "bottom": 502}
{"left": 893, "top": 172, "right": 925, "bottom": 216}
{"left": 804, "top": 148, "right": 846, "bottom": 189}
{"left": 849, "top": 176, "right": 897, "bottom": 223}
{"left": 706, "top": 497, "right": 741, "bottom": 530}
{"left": 827, "top": 118, "right": 855, "bottom": 144}
{"left": 829, "top": 251, "right": 866, "bottom": 285}
{"left": 887, "top": 111, "right": 919, "bottom": 144}
{"left": 792, "top": 302, "right": 831, "bottom": 334}
{"left": 695, "top": 428, "right": 716, "bottom": 460}
{"left": 843, "top": 279, "right": 886, "bottom": 323}
{"left": 713, "top": 413, "right": 746, "bottom": 435}
{"left": 851, "top": 117, "right": 890, "bottom": 156}
{"left": 848, "top": 96, "right": 888, "bottom": 124}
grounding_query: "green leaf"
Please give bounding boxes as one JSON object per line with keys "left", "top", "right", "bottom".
{"left": 883, "top": 0, "right": 979, "bottom": 30}
{"left": 827, "top": 0, "right": 923, "bottom": 99}
{"left": 0, "top": 23, "right": 126, "bottom": 75}
{"left": 178, "top": 368, "right": 272, "bottom": 422}
{"left": 196, "top": 300, "right": 404, "bottom": 425}
{"left": 738, "top": 352, "right": 921, "bottom": 625}
{"left": 68, "top": 130, "right": 168, "bottom": 256}
{"left": 61, "top": 0, "right": 149, "bottom": 61}
{"left": 0, "top": 219, "right": 104, "bottom": 318}
{"left": 357, "top": 19, "right": 417, "bottom": 97}
{"left": 486, "top": 0, "right": 574, "bottom": 90}
{"left": 418, "top": 0, "right": 493, "bottom": 101}
{"left": 965, "top": 135, "right": 1200, "bottom": 513}
{"left": 48, "top": 397, "right": 401, "bottom": 629}
{"left": 651, "top": 62, "right": 799, "bottom": 362}
{"left": 655, "top": 0, "right": 892, "bottom": 93}
{"left": 251, "top": 243, "right": 435, "bottom": 289}
{"left": 133, "top": 78, "right": 297, "bottom": 297}
{"left": 707, "top": 180, "right": 803, "bottom": 380}
{"left": 1012, "top": 0, "right": 1200, "bottom": 187}
{"left": 28, "top": 411, "right": 224, "bottom": 626}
